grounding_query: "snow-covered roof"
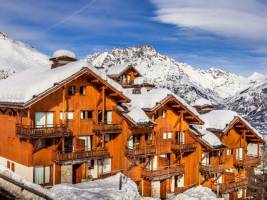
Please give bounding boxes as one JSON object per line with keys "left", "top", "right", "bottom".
{"left": 0, "top": 59, "right": 126, "bottom": 105}
{"left": 201, "top": 110, "right": 263, "bottom": 140}
{"left": 52, "top": 49, "right": 76, "bottom": 59}
{"left": 191, "top": 125, "right": 224, "bottom": 148}
{"left": 192, "top": 98, "right": 212, "bottom": 107}
{"left": 122, "top": 88, "right": 203, "bottom": 125}
{"left": 107, "top": 64, "right": 141, "bottom": 77}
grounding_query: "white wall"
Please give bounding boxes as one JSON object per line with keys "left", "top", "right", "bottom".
{"left": 0, "top": 156, "right": 33, "bottom": 182}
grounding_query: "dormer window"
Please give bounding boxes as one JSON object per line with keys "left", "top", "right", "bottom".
{"left": 68, "top": 86, "right": 75, "bottom": 95}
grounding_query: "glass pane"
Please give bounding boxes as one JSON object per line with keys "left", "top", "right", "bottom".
{"left": 44, "top": 166, "right": 50, "bottom": 184}
{"left": 35, "top": 112, "right": 46, "bottom": 128}
{"left": 103, "top": 158, "right": 111, "bottom": 173}
{"left": 107, "top": 111, "right": 112, "bottom": 124}
{"left": 34, "top": 167, "right": 44, "bottom": 184}
{"left": 67, "top": 112, "right": 74, "bottom": 120}
{"left": 46, "top": 112, "right": 54, "bottom": 127}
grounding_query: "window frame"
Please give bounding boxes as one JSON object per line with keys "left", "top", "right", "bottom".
{"left": 68, "top": 85, "right": 76, "bottom": 96}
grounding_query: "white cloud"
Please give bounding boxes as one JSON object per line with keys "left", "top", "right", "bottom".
{"left": 150, "top": 0, "right": 267, "bottom": 40}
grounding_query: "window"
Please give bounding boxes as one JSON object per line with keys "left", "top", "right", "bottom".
{"left": 34, "top": 166, "right": 50, "bottom": 185}
{"left": 105, "top": 134, "right": 111, "bottom": 142}
{"left": 11, "top": 163, "right": 15, "bottom": 172}
{"left": 68, "top": 86, "right": 75, "bottom": 95}
{"left": 87, "top": 111, "right": 93, "bottom": 119}
{"left": 163, "top": 132, "right": 172, "bottom": 139}
{"left": 176, "top": 132, "right": 185, "bottom": 144}
{"left": 60, "top": 112, "right": 74, "bottom": 120}
{"left": 7, "top": 161, "right": 10, "bottom": 169}
{"left": 35, "top": 112, "right": 54, "bottom": 128}
{"left": 103, "top": 158, "right": 111, "bottom": 173}
{"left": 79, "top": 136, "right": 92, "bottom": 151}
{"left": 226, "top": 149, "right": 233, "bottom": 156}
{"left": 80, "top": 111, "right": 86, "bottom": 119}
{"left": 80, "top": 111, "right": 93, "bottom": 120}
{"left": 79, "top": 86, "right": 86, "bottom": 95}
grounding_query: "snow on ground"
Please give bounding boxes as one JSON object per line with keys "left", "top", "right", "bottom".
{"left": 0, "top": 165, "right": 221, "bottom": 200}
{"left": 170, "top": 186, "right": 223, "bottom": 200}
{"left": 50, "top": 173, "right": 142, "bottom": 200}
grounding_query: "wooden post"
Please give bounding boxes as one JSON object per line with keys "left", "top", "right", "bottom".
{"left": 101, "top": 86, "right": 105, "bottom": 123}
{"left": 27, "top": 108, "right": 31, "bottom": 126}
{"left": 62, "top": 86, "right": 66, "bottom": 124}
{"left": 101, "top": 86, "right": 105, "bottom": 148}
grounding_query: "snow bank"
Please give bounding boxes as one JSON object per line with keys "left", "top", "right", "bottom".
{"left": 0, "top": 165, "right": 52, "bottom": 199}
{"left": 50, "top": 173, "right": 142, "bottom": 200}
{"left": 52, "top": 49, "right": 76, "bottom": 59}
{"left": 170, "top": 186, "right": 223, "bottom": 200}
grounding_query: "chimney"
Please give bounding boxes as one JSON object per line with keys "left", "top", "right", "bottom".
{"left": 50, "top": 49, "right": 77, "bottom": 69}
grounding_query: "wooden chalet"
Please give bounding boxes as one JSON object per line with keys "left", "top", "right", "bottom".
{"left": 0, "top": 53, "right": 264, "bottom": 200}
{"left": 201, "top": 110, "right": 265, "bottom": 199}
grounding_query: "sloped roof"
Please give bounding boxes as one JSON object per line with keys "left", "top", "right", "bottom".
{"left": 201, "top": 110, "right": 263, "bottom": 141}
{"left": 190, "top": 125, "right": 225, "bottom": 149}
{"left": 107, "top": 64, "right": 141, "bottom": 77}
{"left": 123, "top": 88, "right": 203, "bottom": 125}
{"left": 0, "top": 59, "right": 129, "bottom": 107}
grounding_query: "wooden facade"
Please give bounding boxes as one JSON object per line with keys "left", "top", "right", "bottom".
{"left": 0, "top": 60, "right": 264, "bottom": 200}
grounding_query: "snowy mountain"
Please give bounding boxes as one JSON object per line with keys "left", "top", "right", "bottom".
{"left": 0, "top": 32, "right": 49, "bottom": 79}
{"left": 225, "top": 77, "right": 267, "bottom": 134}
{"left": 86, "top": 45, "right": 266, "bottom": 134}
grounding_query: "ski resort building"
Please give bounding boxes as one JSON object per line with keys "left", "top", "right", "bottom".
{"left": 0, "top": 51, "right": 264, "bottom": 200}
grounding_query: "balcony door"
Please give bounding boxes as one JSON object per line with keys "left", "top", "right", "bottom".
{"left": 78, "top": 136, "right": 92, "bottom": 151}
{"left": 97, "top": 110, "right": 112, "bottom": 124}
{"left": 236, "top": 148, "right": 243, "bottom": 160}
{"left": 201, "top": 152, "right": 210, "bottom": 165}
{"left": 35, "top": 112, "right": 54, "bottom": 128}
{"left": 176, "top": 132, "right": 185, "bottom": 144}
{"left": 176, "top": 174, "right": 184, "bottom": 187}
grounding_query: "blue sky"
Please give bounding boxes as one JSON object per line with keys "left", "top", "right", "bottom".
{"left": 0, "top": 0, "right": 267, "bottom": 76}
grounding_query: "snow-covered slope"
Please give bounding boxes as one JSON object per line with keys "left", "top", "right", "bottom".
{"left": 87, "top": 45, "right": 223, "bottom": 104}
{"left": 225, "top": 77, "right": 267, "bottom": 134}
{"left": 0, "top": 32, "right": 49, "bottom": 79}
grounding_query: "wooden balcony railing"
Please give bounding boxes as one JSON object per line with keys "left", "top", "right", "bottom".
{"left": 131, "top": 127, "right": 153, "bottom": 135}
{"left": 93, "top": 123, "right": 122, "bottom": 134}
{"left": 54, "top": 148, "right": 109, "bottom": 164}
{"left": 199, "top": 163, "right": 226, "bottom": 176}
{"left": 171, "top": 143, "right": 196, "bottom": 154}
{"left": 234, "top": 155, "right": 261, "bottom": 168}
{"left": 125, "top": 144, "right": 156, "bottom": 158}
{"left": 142, "top": 164, "right": 184, "bottom": 181}
{"left": 16, "top": 124, "right": 72, "bottom": 139}
{"left": 212, "top": 177, "right": 248, "bottom": 194}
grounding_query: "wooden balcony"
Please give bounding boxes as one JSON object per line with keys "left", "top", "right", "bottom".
{"left": 212, "top": 177, "right": 248, "bottom": 194}
{"left": 131, "top": 127, "right": 153, "bottom": 135}
{"left": 199, "top": 163, "right": 226, "bottom": 176}
{"left": 142, "top": 164, "right": 184, "bottom": 181}
{"left": 54, "top": 148, "right": 109, "bottom": 164}
{"left": 171, "top": 143, "right": 196, "bottom": 154}
{"left": 16, "top": 124, "right": 72, "bottom": 139}
{"left": 125, "top": 144, "right": 156, "bottom": 158}
{"left": 93, "top": 123, "right": 122, "bottom": 135}
{"left": 234, "top": 155, "right": 261, "bottom": 168}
